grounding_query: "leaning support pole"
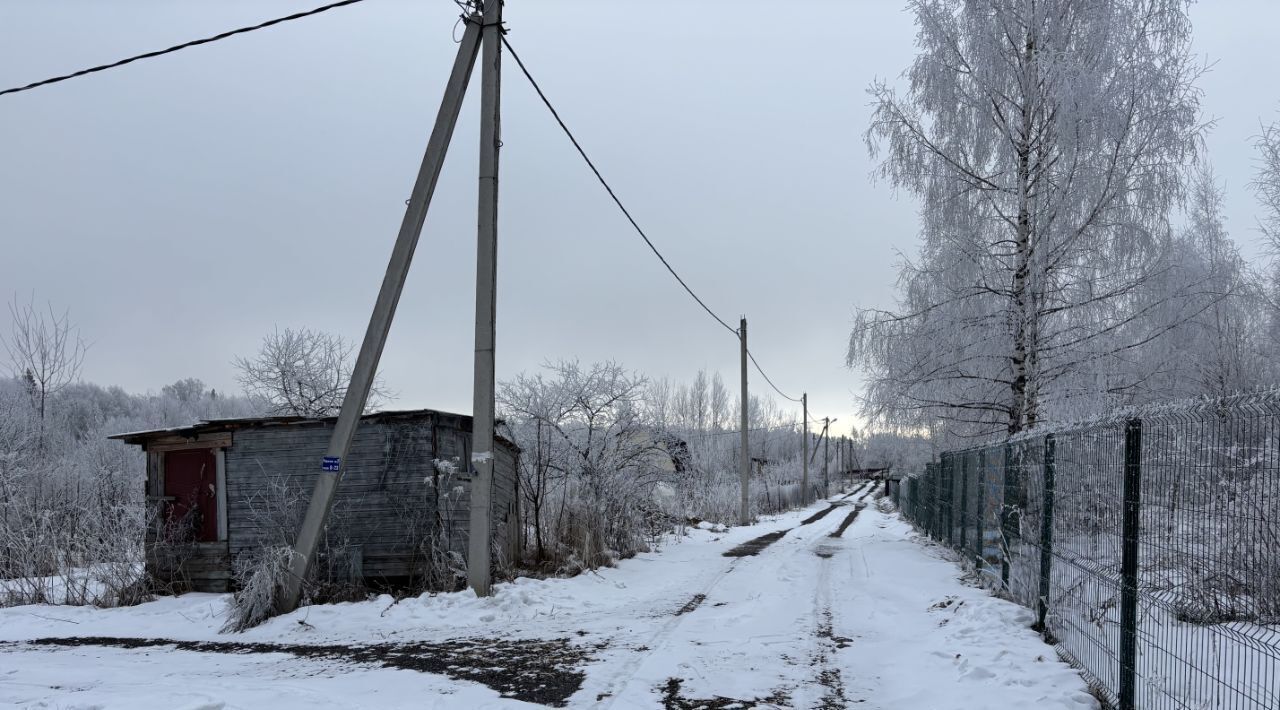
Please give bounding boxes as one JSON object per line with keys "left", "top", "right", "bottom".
{"left": 467, "top": 0, "right": 503, "bottom": 598}
{"left": 280, "top": 17, "right": 484, "bottom": 614}
{"left": 738, "top": 317, "right": 750, "bottom": 526}
{"left": 801, "top": 392, "right": 809, "bottom": 504}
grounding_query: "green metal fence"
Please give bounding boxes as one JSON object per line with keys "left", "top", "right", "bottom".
{"left": 890, "top": 394, "right": 1280, "bottom": 710}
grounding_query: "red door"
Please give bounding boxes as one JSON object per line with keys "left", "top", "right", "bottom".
{"left": 163, "top": 449, "right": 218, "bottom": 542}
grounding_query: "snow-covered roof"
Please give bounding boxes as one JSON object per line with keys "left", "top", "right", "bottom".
{"left": 108, "top": 407, "right": 473, "bottom": 444}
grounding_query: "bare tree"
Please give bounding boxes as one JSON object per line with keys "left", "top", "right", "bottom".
{"left": 849, "top": 0, "right": 1207, "bottom": 438}
{"left": 234, "top": 327, "right": 390, "bottom": 417}
{"left": 2, "top": 294, "right": 88, "bottom": 426}
{"left": 162, "top": 377, "right": 207, "bottom": 404}
{"left": 498, "top": 369, "right": 572, "bottom": 562}
{"left": 499, "top": 361, "right": 667, "bottom": 568}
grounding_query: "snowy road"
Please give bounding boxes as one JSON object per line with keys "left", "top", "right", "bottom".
{"left": 0, "top": 486, "right": 1098, "bottom": 709}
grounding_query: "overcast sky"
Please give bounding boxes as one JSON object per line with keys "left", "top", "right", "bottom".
{"left": 1, "top": 1, "right": 1276, "bottom": 432}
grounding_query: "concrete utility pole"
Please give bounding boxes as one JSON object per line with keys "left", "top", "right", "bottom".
{"left": 829, "top": 434, "right": 839, "bottom": 486}
{"left": 801, "top": 393, "right": 809, "bottom": 504}
{"left": 823, "top": 417, "right": 831, "bottom": 497}
{"left": 280, "top": 15, "right": 483, "bottom": 614}
{"left": 739, "top": 317, "right": 750, "bottom": 526}
{"left": 468, "top": 0, "right": 503, "bottom": 598}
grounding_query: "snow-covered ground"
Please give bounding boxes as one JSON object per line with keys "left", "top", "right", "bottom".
{"left": 0, "top": 485, "right": 1098, "bottom": 709}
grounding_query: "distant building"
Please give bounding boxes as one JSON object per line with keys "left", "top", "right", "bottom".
{"left": 111, "top": 409, "right": 519, "bottom": 593}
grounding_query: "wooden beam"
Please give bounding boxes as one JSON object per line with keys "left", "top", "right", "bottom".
{"left": 215, "top": 448, "right": 229, "bottom": 542}
{"left": 144, "top": 433, "right": 232, "bottom": 453}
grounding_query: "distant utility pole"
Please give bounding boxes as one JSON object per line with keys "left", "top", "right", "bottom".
{"left": 847, "top": 437, "right": 853, "bottom": 486}
{"left": 843, "top": 437, "right": 850, "bottom": 487}
{"left": 279, "top": 12, "right": 484, "bottom": 614}
{"left": 801, "top": 392, "right": 809, "bottom": 504}
{"left": 739, "top": 317, "right": 750, "bottom": 526}
{"left": 468, "top": 0, "right": 503, "bottom": 598}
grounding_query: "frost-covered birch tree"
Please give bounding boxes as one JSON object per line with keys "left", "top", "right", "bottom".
{"left": 1128, "top": 166, "right": 1264, "bottom": 402}
{"left": 1253, "top": 117, "right": 1280, "bottom": 248}
{"left": 1250, "top": 116, "right": 1280, "bottom": 357}
{"left": 849, "top": 0, "right": 1207, "bottom": 437}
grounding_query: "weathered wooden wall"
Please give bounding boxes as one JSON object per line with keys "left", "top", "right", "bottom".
{"left": 224, "top": 418, "right": 432, "bottom": 583}
{"left": 135, "top": 410, "right": 519, "bottom": 592}
{"left": 218, "top": 412, "right": 518, "bottom": 588}
{"left": 493, "top": 442, "right": 521, "bottom": 567}
{"left": 408, "top": 413, "right": 521, "bottom": 575}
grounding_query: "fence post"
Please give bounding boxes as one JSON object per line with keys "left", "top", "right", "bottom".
{"left": 1120, "top": 419, "right": 1142, "bottom": 710}
{"left": 937, "top": 459, "right": 945, "bottom": 540}
{"left": 927, "top": 465, "right": 933, "bottom": 535}
{"left": 1001, "top": 441, "right": 1019, "bottom": 590}
{"left": 936, "top": 460, "right": 947, "bottom": 539}
{"left": 958, "top": 452, "right": 969, "bottom": 551}
{"left": 974, "top": 448, "right": 986, "bottom": 570}
{"left": 926, "top": 463, "right": 936, "bottom": 537}
{"left": 1035, "top": 433, "right": 1055, "bottom": 635}
{"left": 942, "top": 452, "right": 952, "bottom": 547}
{"left": 936, "top": 457, "right": 947, "bottom": 542}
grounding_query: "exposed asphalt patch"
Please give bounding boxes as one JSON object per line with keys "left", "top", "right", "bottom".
{"left": 813, "top": 609, "right": 854, "bottom": 708}
{"left": 829, "top": 504, "right": 867, "bottom": 538}
{"left": 23, "top": 635, "right": 595, "bottom": 706}
{"left": 675, "top": 593, "right": 707, "bottom": 616}
{"left": 660, "top": 677, "right": 792, "bottom": 709}
{"left": 817, "top": 667, "right": 849, "bottom": 709}
{"left": 800, "top": 504, "right": 840, "bottom": 526}
{"left": 722, "top": 501, "right": 850, "bottom": 558}
{"left": 722, "top": 529, "right": 790, "bottom": 557}
{"left": 857, "top": 484, "right": 879, "bottom": 501}
{"left": 815, "top": 610, "right": 853, "bottom": 649}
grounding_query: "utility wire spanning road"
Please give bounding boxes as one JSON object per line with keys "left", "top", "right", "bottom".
{"left": 0, "top": 486, "right": 1097, "bottom": 709}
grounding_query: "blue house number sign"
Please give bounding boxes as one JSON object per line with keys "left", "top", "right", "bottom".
{"left": 321, "top": 456, "right": 341, "bottom": 472}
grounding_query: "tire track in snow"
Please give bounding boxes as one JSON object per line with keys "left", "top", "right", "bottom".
{"left": 805, "top": 499, "right": 875, "bottom": 710}
{"left": 722, "top": 489, "right": 862, "bottom": 558}
{"left": 593, "top": 497, "right": 856, "bottom": 707}
{"left": 834, "top": 505, "right": 890, "bottom": 707}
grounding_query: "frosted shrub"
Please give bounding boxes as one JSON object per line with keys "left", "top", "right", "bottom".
{"left": 1173, "top": 475, "right": 1280, "bottom": 625}
{"left": 500, "top": 361, "right": 824, "bottom": 574}
{"left": 235, "top": 471, "right": 367, "bottom": 604}
{"left": 222, "top": 545, "right": 295, "bottom": 632}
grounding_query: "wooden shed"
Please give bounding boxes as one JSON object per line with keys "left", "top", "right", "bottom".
{"left": 111, "top": 408, "right": 519, "bottom": 593}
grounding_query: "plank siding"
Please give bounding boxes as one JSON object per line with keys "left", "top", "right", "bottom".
{"left": 126, "top": 409, "right": 519, "bottom": 592}
{"left": 224, "top": 419, "right": 437, "bottom": 583}
{"left": 220, "top": 414, "right": 514, "bottom": 585}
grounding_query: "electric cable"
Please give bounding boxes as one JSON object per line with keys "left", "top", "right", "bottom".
{"left": 0, "top": 0, "right": 369, "bottom": 98}
{"left": 503, "top": 35, "right": 809, "bottom": 409}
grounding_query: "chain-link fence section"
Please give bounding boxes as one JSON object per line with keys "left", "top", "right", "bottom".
{"left": 887, "top": 393, "right": 1280, "bottom": 710}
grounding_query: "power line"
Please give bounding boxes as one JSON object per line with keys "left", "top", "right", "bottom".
{"left": 500, "top": 36, "right": 738, "bottom": 338}
{"left": 0, "top": 0, "right": 370, "bottom": 98}
{"left": 503, "top": 36, "right": 808, "bottom": 408}
{"left": 7, "top": 10, "right": 812, "bottom": 409}
{"left": 747, "top": 350, "right": 802, "bottom": 403}
{"left": 703, "top": 424, "right": 798, "bottom": 437}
